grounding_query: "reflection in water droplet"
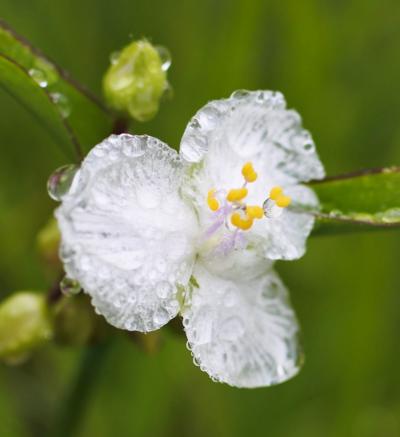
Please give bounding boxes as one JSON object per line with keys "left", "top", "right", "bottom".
{"left": 155, "top": 46, "right": 172, "bottom": 71}
{"left": 110, "top": 51, "right": 121, "bottom": 65}
{"left": 47, "top": 164, "right": 79, "bottom": 201}
{"left": 50, "top": 92, "right": 71, "bottom": 118}
{"left": 60, "top": 276, "right": 81, "bottom": 296}
{"left": 28, "top": 68, "right": 48, "bottom": 88}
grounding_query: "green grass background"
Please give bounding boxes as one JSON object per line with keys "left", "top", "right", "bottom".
{"left": 1, "top": 0, "right": 400, "bottom": 436}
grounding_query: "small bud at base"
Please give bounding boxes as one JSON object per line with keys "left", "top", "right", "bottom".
{"left": 0, "top": 292, "right": 53, "bottom": 363}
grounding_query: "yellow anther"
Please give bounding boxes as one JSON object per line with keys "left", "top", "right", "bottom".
{"left": 231, "top": 212, "right": 254, "bottom": 231}
{"left": 227, "top": 188, "right": 248, "bottom": 202}
{"left": 269, "top": 186, "right": 283, "bottom": 200}
{"left": 246, "top": 205, "right": 264, "bottom": 219}
{"left": 242, "top": 162, "right": 258, "bottom": 183}
{"left": 207, "top": 189, "right": 220, "bottom": 211}
{"left": 276, "top": 195, "right": 291, "bottom": 208}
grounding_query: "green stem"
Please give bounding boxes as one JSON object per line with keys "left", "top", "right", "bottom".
{"left": 49, "top": 341, "right": 112, "bottom": 437}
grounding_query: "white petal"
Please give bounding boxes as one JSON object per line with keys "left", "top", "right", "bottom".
{"left": 254, "top": 184, "right": 319, "bottom": 260}
{"left": 183, "top": 263, "right": 302, "bottom": 388}
{"left": 56, "top": 134, "right": 199, "bottom": 332}
{"left": 180, "top": 90, "right": 325, "bottom": 187}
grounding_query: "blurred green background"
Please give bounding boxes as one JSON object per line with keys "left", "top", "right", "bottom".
{"left": 1, "top": 0, "right": 400, "bottom": 436}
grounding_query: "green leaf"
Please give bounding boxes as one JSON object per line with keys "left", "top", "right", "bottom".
{"left": 311, "top": 167, "right": 400, "bottom": 235}
{"left": 0, "top": 20, "right": 113, "bottom": 161}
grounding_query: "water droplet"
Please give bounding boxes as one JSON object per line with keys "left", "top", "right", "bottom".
{"left": 60, "top": 243, "right": 75, "bottom": 262}
{"left": 110, "top": 51, "right": 121, "bottom": 65}
{"left": 28, "top": 68, "right": 48, "bottom": 88}
{"left": 263, "top": 198, "right": 283, "bottom": 218}
{"left": 120, "top": 134, "right": 146, "bottom": 157}
{"left": 127, "top": 294, "right": 137, "bottom": 305}
{"left": 269, "top": 91, "right": 285, "bottom": 109}
{"left": 189, "top": 118, "right": 201, "bottom": 129}
{"left": 50, "top": 92, "right": 71, "bottom": 118}
{"left": 156, "top": 281, "right": 173, "bottom": 299}
{"left": 192, "top": 356, "right": 201, "bottom": 367}
{"left": 47, "top": 164, "right": 79, "bottom": 201}
{"left": 114, "top": 292, "right": 127, "bottom": 308}
{"left": 155, "top": 46, "right": 171, "bottom": 71}
{"left": 231, "top": 89, "right": 250, "bottom": 99}
{"left": 153, "top": 308, "right": 169, "bottom": 326}
{"left": 60, "top": 276, "right": 81, "bottom": 296}
{"left": 167, "top": 299, "right": 179, "bottom": 313}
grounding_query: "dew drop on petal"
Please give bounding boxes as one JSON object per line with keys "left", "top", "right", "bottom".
{"left": 153, "top": 308, "right": 169, "bottom": 326}
{"left": 230, "top": 89, "right": 250, "bottom": 99}
{"left": 47, "top": 164, "right": 79, "bottom": 201}
{"left": 263, "top": 198, "right": 283, "bottom": 218}
{"left": 60, "top": 276, "right": 81, "bottom": 296}
{"left": 120, "top": 134, "right": 146, "bottom": 157}
{"left": 155, "top": 45, "right": 172, "bottom": 71}
{"left": 50, "top": 92, "right": 71, "bottom": 118}
{"left": 156, "top": 281, "right": 173, "bottom": 299}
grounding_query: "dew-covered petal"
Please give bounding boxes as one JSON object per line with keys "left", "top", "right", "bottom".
{"left": 180, "top": 90, "right": 325, "bottom": 188}
{"left": 254, "top": 184, "right": 319, "bottom": 260}
{"left": 56, "top": 134, "right": 199, "bottom": 332}
{"left": 183, "top": 262, "right": 302, "bottom": 388}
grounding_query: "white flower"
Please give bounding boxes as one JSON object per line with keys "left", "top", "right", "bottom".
{"left": 55, "top": 90, "right": 325, "bottom": 388}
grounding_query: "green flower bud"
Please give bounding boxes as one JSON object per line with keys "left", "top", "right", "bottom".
{"left": 0, "top": 292, "right": 53, "bottom": 364}
{"left": 37, "top": 216, "right": 61, "bottom": 267}
{"left": 103, "top": 39, "right": 171, "bottom": 122}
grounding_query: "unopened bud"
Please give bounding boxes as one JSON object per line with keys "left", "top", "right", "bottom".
{"left": 103, "top": 39, "right": 171, "bottom": 122}
{"left": 0, "top": 292, "right": 53, "bottom": 364}
{"left": 37, "top": 216, "right": 61, "bottom": 267}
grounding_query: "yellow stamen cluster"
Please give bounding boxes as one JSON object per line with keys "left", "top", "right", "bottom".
{"left": 206, "top": 163, "right": 292, "bottom": 233}
{"left": 269, "top": 186, "right": 291, "bottom": 208}
{"left": 227, "top": 163, "right": 264, "bottom": 230}
{"left": 207, "top": 189, "right": 220, "bottom": 211}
